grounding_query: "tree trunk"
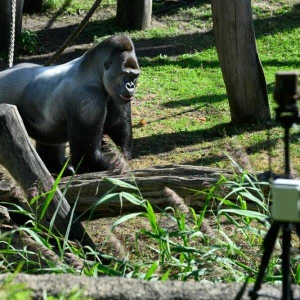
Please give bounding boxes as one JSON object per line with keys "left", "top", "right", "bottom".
{"left": 211, "top": 0, "right": 271, "bottom": 124}
{"left": 116, "top": 0, "right": 152, "bottom": 30}
{"left": 0, "top": 104, "right": 95, "bottom": 248}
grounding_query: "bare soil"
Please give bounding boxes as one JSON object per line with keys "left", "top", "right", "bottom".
{"left": 2, "top": 0, "right": 201, "bottom": 68}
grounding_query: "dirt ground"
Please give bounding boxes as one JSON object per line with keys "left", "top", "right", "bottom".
{"left": 3, "top": 1, "right": 200, "bottom": 68}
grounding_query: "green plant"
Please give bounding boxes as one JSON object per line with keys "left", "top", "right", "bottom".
{"left": 43, "top": 0, "right": 60, "bottom": 10}
{"left": 20, "top": 30, "right": 38, "bottom": 54}
{"left": 2, "top": 154, "right": 299, "bottom": 284}
{"left": 103, "top": 161, "right": 278, "bottom": 283}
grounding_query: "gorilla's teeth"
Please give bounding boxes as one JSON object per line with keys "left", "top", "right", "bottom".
{"left": 121, "top": 95, "right": 133, "bottom": 100}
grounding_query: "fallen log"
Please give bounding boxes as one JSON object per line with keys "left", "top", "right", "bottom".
{"left": 1, "top": 157, "right": 269, "bottom": 221}
{"left": 0, "top": 104, "right": 95, "bottom": 248}
{"left": 59, "top": 165, "right": 236, "bottom": 219}
{"left": 0, "top": 273, "right": 299, "bottom": 300}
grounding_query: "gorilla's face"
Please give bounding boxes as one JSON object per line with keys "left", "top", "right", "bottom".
{"left": 103, "top": 52, "right": 140, "bottom": 105}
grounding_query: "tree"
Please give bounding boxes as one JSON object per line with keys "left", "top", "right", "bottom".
{"left": 116, "top": 0, "right": 152, "bottom": 30}
{"left": 211, "top": 0, "right": 271, "bottom": 124}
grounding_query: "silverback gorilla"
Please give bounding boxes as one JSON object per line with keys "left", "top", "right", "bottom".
{"left": 0, "top": 34, "right": 140, "bottom": 175}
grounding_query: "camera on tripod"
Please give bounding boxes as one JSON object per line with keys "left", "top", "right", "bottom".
{"left": 240, "top": 72, "right": 300, "bottom": 299}
{"left": 272, "top": 178, "right": 300, "bottom": 222}
{"left": 271, "top": 71, "right": 300, "bottom": 222}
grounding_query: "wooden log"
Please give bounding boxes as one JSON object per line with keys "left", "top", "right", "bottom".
{"left": 0, "top": 273, "right": 298, "bottom": 300}
{"left": 59, "top": 165, "right": 236, "bottom": 219}
{"left": 0, "top": 104, "right": 95, "bottom": 248}
{"left": 1, "top": 163, "right": 234, "bottom": 219}
{"left": 1, "top": 156, "right": 269, "bottom": 221}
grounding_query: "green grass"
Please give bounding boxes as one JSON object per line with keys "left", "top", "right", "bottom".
{"left": 122, "top": 1, "right": 300, "bottom": 174}
{"left": 43, "top": 0, "right": 116, "bottom": 12}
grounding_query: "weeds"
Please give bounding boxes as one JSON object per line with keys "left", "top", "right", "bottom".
{"left": 20, "top": 31, "right": 38, "bottom": 54}
{"left": 94, "top": 162, "right": 274, "bottom": 282}
{"left": 1, "top": 155, "right": 299, "bottom": 290}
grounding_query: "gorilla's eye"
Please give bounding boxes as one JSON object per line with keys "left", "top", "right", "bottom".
{"left": 104, "top": 61, "right": 111, "bottom": 70}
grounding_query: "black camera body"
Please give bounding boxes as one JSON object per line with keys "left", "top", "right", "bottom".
{"left": 271, "top": 72, "right": 300, "bottom": 221}
{"left": 274, "top": 71, "right": 299, "bottom": 118}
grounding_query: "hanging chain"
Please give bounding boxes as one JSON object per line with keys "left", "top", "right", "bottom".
{"left": 8, "top": 0, "right": 17, "bottom": 68}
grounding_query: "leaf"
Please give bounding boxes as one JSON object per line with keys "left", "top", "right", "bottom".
{"left": 138, "top": 119, "right": 147, "bottom": 127}
{"left": 39, "top": 159, "right": 70, "bottom": 222}
{"left": 103, "top": 177, "right": 138, "bottom": 190}
{"left": 198, "top": 117, "right": 207, "bottom": 122}
{"left": 119, "top": 192, "right": 146, "bottom": 207}
{"left": 218, "top": 209, "right": 267, "bottom": 221}
{"left": 161, "top": 269, "right": 170, "bottom": 281}
{"left": 239, "top": 191, "right": 268, "bottom": 212}
{"left": 144, "top": 261, "right": 159, "bottom": 280}
{"left": 146, "top": 201, "right": 158, "bottom": 233}
{"left": 111, "top": 212, "right": 147, "bottom": 231}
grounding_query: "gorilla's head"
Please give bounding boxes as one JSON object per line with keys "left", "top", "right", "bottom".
{"left": 102, "top": 35, "right": 140, "bottom": 105}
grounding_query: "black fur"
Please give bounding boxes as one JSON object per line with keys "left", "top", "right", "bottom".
{"left": 0, "top": 34, "right": 140, "bottom": 175}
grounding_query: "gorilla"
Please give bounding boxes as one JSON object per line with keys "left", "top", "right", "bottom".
{"left": 0, "top": 34, "right": 140, "bottom": 175}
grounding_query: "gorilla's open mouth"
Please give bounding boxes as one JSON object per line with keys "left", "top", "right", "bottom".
{"left": 120, "top": 94, "right": 133, "bottom": 101}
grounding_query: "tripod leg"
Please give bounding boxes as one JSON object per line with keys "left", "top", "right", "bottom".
{"left": 249, "top": 222, "right": 281, "bottom": 300}
{"left": 281, "top": 223, "right": 293, "bottom": 300}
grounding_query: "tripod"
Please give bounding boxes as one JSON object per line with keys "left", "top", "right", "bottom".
{"left": 235, "top": 71, "right": 300, "bottom": 300}
{"left": 249, "top": 110, "right": 300, "bottom": 300}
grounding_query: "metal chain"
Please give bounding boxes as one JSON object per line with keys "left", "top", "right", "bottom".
{"left": 8, "top": 0, "right": 17, "bottom": 68}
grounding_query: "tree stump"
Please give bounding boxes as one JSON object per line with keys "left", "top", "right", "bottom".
{"left": 0, "top": 104, "right": 95, "bottom": 248}
{"left": 116, "top": 0, "right": 152, "bottom": 30}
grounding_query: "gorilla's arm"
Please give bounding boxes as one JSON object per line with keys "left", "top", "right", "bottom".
{"left": 103, "top": 100, "right": 132, "bottom": 159}
{"left": 36, "top": 143, "right": 74, "bottom": 176}
{"left": 67, "top": 102, "right": 108, "bottom": 174}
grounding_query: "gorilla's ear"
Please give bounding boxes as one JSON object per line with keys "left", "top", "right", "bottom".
{"left": 104, "top": 61, "right": 112, "bottom": 70}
